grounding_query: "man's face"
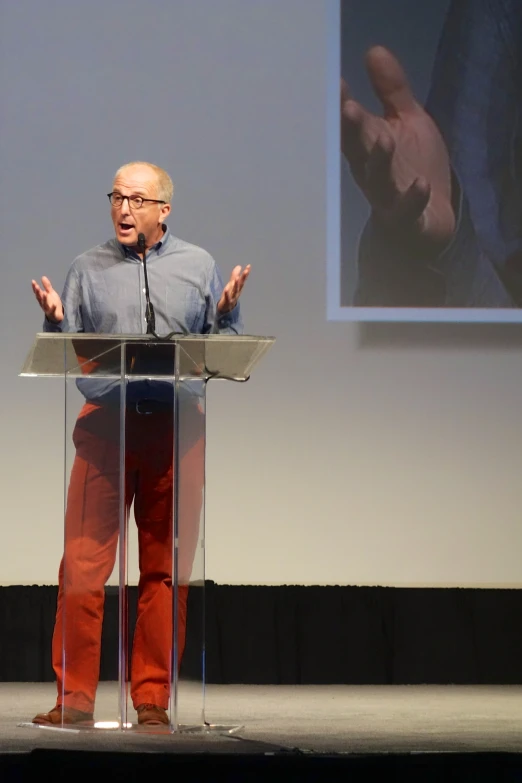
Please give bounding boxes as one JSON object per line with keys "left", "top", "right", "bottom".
{"left": 111, "top": 164, "right": 171, "bottom": 248}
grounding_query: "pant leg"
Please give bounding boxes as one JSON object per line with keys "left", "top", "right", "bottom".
{"left": 53, "top": 404, "right": 134, "bottom": 712}
{"left": 130, "top": 411, "right": 204, "bottom": 710}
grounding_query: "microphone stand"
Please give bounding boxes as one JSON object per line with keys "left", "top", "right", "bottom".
{"left": 138, "top": 233, "right": 156, "bottom": 335}
{"left": 137, "top": 232, "right": 189, "bottom": 340}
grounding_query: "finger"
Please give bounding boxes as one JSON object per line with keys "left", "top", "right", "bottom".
{"left": 223, "top": 282, "right": 233, "bottom": 303}
{"left": 237, "top": 266, "right": 250, "bottom": 288}
{"left": 236, "top": 265, "right": 251, "bottom": 295}
{"left": 364, "top": 132, "right": 397, "bottom": 210}
{"left": 341, "top": 100, "right": 375, "bottom": 176}
{"left": 229, "top": 265, "right": 242, "bottom": 283}
{"left": 393, "top": 177, "right": 431, "bottom": 226}
{"left": 373, "top": 178, "right": 431, "bottom": 231}
{"left": 365, "top": 46, "right": 417, "bottom": 117}
{"left": 41, "top": 291, "right": 57, "bottom": 316}
{"left": 41, "top": 276, "right": 54, "bottom": 293}
{"left": 229, "top": 281, "right": 240, "bottom": 305}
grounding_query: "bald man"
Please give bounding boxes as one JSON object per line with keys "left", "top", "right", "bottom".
{"left": 31, "top": 161, "right": 250, "bottom": 726}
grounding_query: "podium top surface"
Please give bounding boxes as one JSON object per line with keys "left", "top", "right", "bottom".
{"left": 20, "top": 333, "right": 275, "bottom": 381}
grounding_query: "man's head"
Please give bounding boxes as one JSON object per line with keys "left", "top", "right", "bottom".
{"left": 109, "top": 161, "right": 173, "bottom": 248}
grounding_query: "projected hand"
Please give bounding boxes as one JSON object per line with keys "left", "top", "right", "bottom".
{"left": 217, "top": 265, "right": 251, "bottom": 313}
{"left": 341, "top": 46, "right": 455, "bottom": 256}
{"left": 31, "top": 276, "right": 64, "bottom": 323}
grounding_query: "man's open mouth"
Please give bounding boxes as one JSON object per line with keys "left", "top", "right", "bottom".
{"left": 119, "top": 223, "right": 134, "bottom": 231}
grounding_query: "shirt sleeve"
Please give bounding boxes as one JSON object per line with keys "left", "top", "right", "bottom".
{"left": 42, "top": 265, "right": 84, "bottom": 333}
{"left": 204, "top": 259, "right": 244, "bottom": 335}
{"left": 355, "top": 172, "right": 515, "bottom": 308}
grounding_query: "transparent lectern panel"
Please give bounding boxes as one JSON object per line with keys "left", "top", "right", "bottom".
{"left": 20, "top": 333, "right": 276, "bottom": 381}
{"left": 62, "top": 341, "right": 127, "bottom": 730}
{"left": 171, "top": 377, "right": 206, "bottom": 730}
{"left": 20, "top": 333, "right": 275, "bottom": 733}
{"left": 113, "top": 340, "right": 205, "bottom": 733}
{"left": 196, "top": 334, "right": 274, "bottom": 380}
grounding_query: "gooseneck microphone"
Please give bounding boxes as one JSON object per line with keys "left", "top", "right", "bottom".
{"left": 137, "top": 231, "right": 188, "bottom": 339}
{"left": 138, "top": 232, "right": 156, "bottom": 335}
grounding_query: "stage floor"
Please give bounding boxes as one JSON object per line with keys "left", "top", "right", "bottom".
{"left": 0, "top": 682, "right": 521, "bottom": 755}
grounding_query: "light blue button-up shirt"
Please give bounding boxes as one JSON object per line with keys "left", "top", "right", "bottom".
{"left": 44, "top": 226, "right": 243, "bottom": 402}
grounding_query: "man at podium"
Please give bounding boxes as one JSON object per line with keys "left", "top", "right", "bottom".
{"left": 30, "top": 161, "right": 250, "bottom": 726}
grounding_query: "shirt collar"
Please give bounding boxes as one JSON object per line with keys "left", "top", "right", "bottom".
{"left": 118, "top": 224, "right": 170, "bottom": 260}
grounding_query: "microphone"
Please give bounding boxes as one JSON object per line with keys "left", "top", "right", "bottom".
{"left": 138, "top": 232, "right": 156, "bottom": 335}
{"left": 137, "top": 232, "right": 188, "bottom": 339}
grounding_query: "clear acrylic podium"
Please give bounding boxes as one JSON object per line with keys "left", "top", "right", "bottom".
{"left": 19, "top": 333, "right": 274, "bottom": 733}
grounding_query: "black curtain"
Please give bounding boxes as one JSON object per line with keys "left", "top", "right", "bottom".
{"left": 1, "top": 584, "right": 521, "bottom": 684}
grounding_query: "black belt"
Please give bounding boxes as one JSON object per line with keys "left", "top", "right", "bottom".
{"left": 132, "top": 399, "right": 173, "bottom": 415}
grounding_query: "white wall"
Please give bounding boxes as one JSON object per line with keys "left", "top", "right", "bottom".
{"left": 1, "top": 0, "right": 522, "bottom": 587}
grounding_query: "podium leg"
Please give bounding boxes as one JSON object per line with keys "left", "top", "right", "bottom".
{"left": 167, "top": 378, "right": 206, "bottom": 731}
{"left": 168, "top": 378, "right": 242, "bottom": 735}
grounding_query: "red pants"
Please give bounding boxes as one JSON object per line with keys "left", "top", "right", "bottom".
{"left": 53, "top": 401, "right": 204, "bottom": 712}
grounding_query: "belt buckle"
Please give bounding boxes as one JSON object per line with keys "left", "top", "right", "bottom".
{"left": 135, "top": 400, "right": 153, "bottom": 415}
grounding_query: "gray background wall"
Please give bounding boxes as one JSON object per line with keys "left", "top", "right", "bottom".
{"left": 1, "top": 0, "right": 521, "bottom": 587}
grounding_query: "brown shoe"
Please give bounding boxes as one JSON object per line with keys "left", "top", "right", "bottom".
{"left": 32, "top": 705, "right": 94, "bottom": 727}
{"left": 136, "top": 703, "right": 169, "bottom": 726}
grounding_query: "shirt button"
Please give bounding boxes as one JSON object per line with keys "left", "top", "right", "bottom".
{"left": 143, "top": 289, "right": 146, "bottom": 293}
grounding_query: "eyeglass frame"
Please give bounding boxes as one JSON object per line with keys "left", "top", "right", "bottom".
{"left": 107, "top": 192, "right": 166, "bottom": 209}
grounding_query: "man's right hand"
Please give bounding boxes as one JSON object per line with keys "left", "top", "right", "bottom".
{"left": 31, "top": 276, "right": 64, "bottom": 323}
{"left": 341, "top": 46, "right": 456, "bottom": 258}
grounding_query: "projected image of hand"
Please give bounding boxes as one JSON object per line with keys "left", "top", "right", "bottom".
{"left": 341, "top": 46, "right": 455, "bottom": 257}
{"left": 31, "top": 276, "right": 64, "bottom": 323}
{"left": 217, "top": 264, "right": 251, "bottom": 313}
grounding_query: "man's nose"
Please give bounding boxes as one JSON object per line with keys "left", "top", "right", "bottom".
{"left": 120, "top": 196, "right": 132, "bottom": 216}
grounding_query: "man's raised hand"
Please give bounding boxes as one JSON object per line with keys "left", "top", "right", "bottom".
{"left": 31, "top": 276, "right": 64, "bottom": 323}
{"left": 217, "top": 265, "right": 251, "bottom": 314}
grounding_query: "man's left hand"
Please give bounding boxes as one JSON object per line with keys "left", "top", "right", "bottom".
{"left": 217, "top": 265, "right": 251, "bottom": 313}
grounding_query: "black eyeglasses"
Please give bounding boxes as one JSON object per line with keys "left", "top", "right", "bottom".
{"left": 107, "top": 192, "right": 166, "bottom": 209}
